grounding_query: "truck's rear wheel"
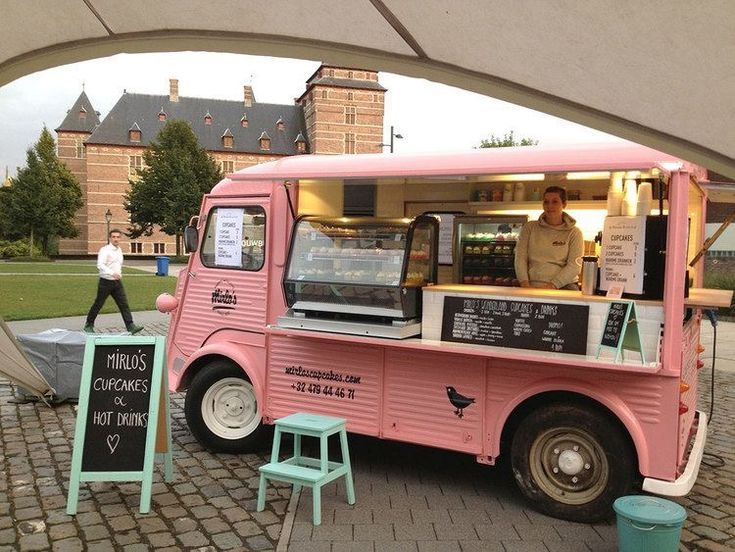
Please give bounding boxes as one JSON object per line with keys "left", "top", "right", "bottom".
{"left": 510, "top": 403, "right": 636, "bottom": 522}
{"left": 185, "top": 360, "right": 266, "bottom": 453}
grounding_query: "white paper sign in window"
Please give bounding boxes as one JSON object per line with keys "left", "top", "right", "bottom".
{"left": 599, "top": 216, "right": 646, "bottom": 294}
{"left": 215, "top": 208, "right": 244, "bottom": 267}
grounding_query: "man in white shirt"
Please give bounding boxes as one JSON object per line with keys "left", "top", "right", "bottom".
{"left": 84, "top": 229, "right": 144, "bottom": 334}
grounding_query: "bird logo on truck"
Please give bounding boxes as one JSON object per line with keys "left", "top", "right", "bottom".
{"left": 446, "top": 386, "right": 475, "bottom": 418}
{"left": 211, "top": 280, "right": 237, "bottom": 313}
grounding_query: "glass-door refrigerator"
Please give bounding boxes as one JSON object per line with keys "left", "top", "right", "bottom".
{"left": 453, "top": 215, "right": 528, "bottom": 286}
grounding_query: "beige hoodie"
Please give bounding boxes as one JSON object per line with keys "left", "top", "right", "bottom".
{"left": 514, "top": 212, "right": 584, "bottom": 289}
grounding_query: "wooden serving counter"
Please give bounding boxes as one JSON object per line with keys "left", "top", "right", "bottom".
{"left": 424, "top": 285, "right": 733, "bottom": 309}
{"left": 421, "top": 285, "right": 732, "bottom": 364}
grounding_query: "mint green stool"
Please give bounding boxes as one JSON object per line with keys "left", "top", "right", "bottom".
{"left": 257, "top": 412, "right": 355, "bottom": 525}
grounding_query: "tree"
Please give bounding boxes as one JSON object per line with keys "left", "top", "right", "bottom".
{"left": 0, "top": 127, "right": 83, "bottom": 256}
{"left": 124, "top": 120, "right": 222, "bottom": 255}
{"left": 479, "top": 130, "right": 538, "bottom": 148}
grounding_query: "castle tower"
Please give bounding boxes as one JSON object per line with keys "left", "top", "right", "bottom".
{"left": 298, "top": 66, "right": 386, "bottom": 155}
{"left": 55, "top": 90, "right": 101, "bottom": 255}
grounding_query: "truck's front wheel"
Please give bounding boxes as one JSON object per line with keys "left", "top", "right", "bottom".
{"left": 510, "top": 403, "right": 636, "bottom": 522}
{"left": 185, "top": 360, "right": 266, "bottom": 453}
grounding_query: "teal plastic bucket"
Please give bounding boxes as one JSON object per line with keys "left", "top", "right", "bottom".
{"left": 614, "top": 496, "right": 687, "bottom": 552}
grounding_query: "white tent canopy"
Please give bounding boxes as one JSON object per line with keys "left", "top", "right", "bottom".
{"left": 1, "top": 1, "right": 733, "bottom": 178}
{"left": 0, "top": 318, "right": 54, "bottom": 400}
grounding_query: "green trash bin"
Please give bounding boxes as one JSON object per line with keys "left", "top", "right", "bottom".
{"left": 614, "top": 495, "right": 687, "bottom": 552}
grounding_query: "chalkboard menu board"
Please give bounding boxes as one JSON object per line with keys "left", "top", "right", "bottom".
{"left": 67, "top": 335, "right": 172, "bottom": 516}
{"left": 441, "top": 296, "right": 589, "bottom": 355}
{"left": 600, "top": 302, "right": 630, "bottom": 348}
{"left": 81, "top": 343, "right": 155, "bottom": 472}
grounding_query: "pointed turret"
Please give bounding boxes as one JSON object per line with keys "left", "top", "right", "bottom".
{"left": 56, "top": 90, "right": 101, "bottom": 133}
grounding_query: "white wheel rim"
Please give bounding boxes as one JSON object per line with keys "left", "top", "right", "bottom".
{"left": 529, "top": 427, "right": 609, "bottom": 505}
{"left": 201, "top": 377, "right": 261, "bottom": 440}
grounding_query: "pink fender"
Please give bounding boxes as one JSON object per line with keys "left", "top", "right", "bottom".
{"left": 177, "top": 336, "right": 267, "bottom": 415}
{"left": 493, "top": 377, "right": 650, "bottom": 474}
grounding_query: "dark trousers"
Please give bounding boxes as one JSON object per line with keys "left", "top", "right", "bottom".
{"left": 86, "top": 278, "right": 134, "bottom": 327}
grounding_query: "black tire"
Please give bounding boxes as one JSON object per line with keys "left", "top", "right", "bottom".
{"left": 185, "top": 360, "right": 266, "bottom": 453}
{"left": 510, "top": 403, "right": 637, "bottom": 522}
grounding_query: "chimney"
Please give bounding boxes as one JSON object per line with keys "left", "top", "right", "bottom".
{"left": 169, "top": 79, "right": 179, "bottom": 102}
{"left": 243, "top": 85, "right": 254, "bottom": 107}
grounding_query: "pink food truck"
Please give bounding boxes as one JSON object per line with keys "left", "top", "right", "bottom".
{"left": 156, "top": 143, "right": 732, "bottom": 521}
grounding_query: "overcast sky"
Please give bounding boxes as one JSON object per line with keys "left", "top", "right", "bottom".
{"left": 0, "top": 51, "right": 624, "bottom": 178}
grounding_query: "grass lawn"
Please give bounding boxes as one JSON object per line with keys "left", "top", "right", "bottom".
{"left": 0, "top": 262, "right": 150, "bottom": 274}
{"left": 0, "top": 267, "right": 176, "bottom": 321}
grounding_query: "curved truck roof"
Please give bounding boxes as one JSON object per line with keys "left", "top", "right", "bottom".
{"left": 225, "top": 142, "right": 691, "bottom": 183}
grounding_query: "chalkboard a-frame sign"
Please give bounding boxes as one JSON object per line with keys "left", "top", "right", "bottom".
{"left": 66, "top": 336, "right": 172, "bottom": 515}
{"left": 596, "top": 301, "right": 646, "bottom": 363}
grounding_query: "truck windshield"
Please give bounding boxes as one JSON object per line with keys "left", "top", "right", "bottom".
{"left": 200, "top": 206, "right": 266, "bottom": 270}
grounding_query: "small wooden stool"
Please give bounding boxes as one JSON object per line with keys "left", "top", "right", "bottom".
{"left": 257, "top": 412, "right": 355, "bottom": 525}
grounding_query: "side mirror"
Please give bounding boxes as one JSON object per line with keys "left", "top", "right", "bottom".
{"left": 184, "top": 226, "right": 199, "bottom": 253}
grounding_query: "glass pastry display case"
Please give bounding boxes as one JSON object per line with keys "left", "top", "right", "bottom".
{"left": 283, "top": 215, "right": 439, "bottom": 320}
{"left": 453, "top": 215, "right": 527, "bottom": 285}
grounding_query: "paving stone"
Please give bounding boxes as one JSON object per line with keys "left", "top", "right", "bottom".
{"left": 416, "top": 540, "right": 461, "bottom": 552}
{"left": 177, "top": 530, "right": 209, "bottom": 548}
{"left": 353, "top": 523, "right": 395, "bottom": 541}
{"left": 51, "top": 537, "right": 84, "bottom": 552}
{"left": 233, "top": 520, "right": 263, "bottom": 538}
{"left": 332, "top": 542, "right": 375, "bottom": 552}
{"left": 287, "top": 542, "right": 330, "bottom": 552}
{"left": 500, "top": 541, "right": 549, "bottom": 552}
{"left": 374, "top": 543, "right": 419, "bottom": 552}
{"left": 311, "top": 524, "right": 353, "bottom": 541}
{"left": 0, "top": 529, "right": 16, "bottom": 545}
{"left": 146, "top": 532, "right": 176, "bottom": 548}
{"left": 334, "top": 508, "right": 374, "bottom": 524}
{"left": 394, "top": 523, "right": 436, "bottom": 541}
{"left": 433, "top": 522, "right": 478, "bottom": 540}
{"left": 475, "top": 522, "right": 520, "bottom": 541}
{"left": 690, "top": 525, "right": 731, "bottom": 541}
{"left": 244, "top": 534, "right": 275, "bottom": 550}
{"left": 17, "top": 533, "right": 50, "bottom": 551}
{"left": 80, "top": 525, "right": 110, "bottom": 541}
{"left": 211, "top": 531, "right": 244, "bottom": 550}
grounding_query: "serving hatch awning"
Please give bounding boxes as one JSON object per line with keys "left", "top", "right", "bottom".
{"left": 219, "top": 142, "right": 686, "bottom": 187}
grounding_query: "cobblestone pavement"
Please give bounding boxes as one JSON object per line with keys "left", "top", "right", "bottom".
{"left": 1, "top": 317, "right": 733, "bottom": 551}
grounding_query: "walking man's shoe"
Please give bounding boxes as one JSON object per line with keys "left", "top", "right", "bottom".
{"left": 83, "top": 324, "right": 96, "bottom": 334}
{"left": 127, "top": 324, "right": 144, "bottom": 335}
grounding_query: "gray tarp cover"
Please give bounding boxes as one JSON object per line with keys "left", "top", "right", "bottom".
{"left": 0, "top": 318, "right": 54, "bottom": 399}
{"left": 15, "top": 329, "right": 86, "bottom": 402}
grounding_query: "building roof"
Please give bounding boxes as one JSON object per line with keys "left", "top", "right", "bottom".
{"left": 85, "top": 92, "right": 309, "bottom": 155}
{"left": 55, "top": 90, "right": 101, "bottom": 133}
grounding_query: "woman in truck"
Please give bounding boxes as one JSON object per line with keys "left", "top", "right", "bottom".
{"left": 514, "top": 186, "right": 584, "bottom": 289}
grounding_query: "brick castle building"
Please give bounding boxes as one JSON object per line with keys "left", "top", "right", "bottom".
{"left": 55, "top": 65, "right": 386, "bottom": 255}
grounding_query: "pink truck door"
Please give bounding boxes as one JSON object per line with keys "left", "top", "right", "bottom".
{"left": 173, "top": 200, "right": 270, "bottom": 356}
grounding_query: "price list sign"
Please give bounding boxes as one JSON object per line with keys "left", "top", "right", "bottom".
{"left": 441, "top": 296, "right": 589, "bottom": 355}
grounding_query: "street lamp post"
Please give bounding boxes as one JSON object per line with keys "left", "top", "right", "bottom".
{"left": 105, "top": 209, "right": 112, "bottom": 244}
{"left": 380, "top": 125, "right": 403, "bottom": 153}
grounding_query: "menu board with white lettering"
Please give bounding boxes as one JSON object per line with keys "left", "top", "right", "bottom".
{"left": 67, "top": 336, "right": 171, "bottom": 516}
{"left": 599, "top": 216, "right": 646, "bottom": 294}
{"left": 215, "top": 208, "right": 244, "bottom": 267}
{"left": 441, "top": 296, "right": 589, "bottom": 355}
